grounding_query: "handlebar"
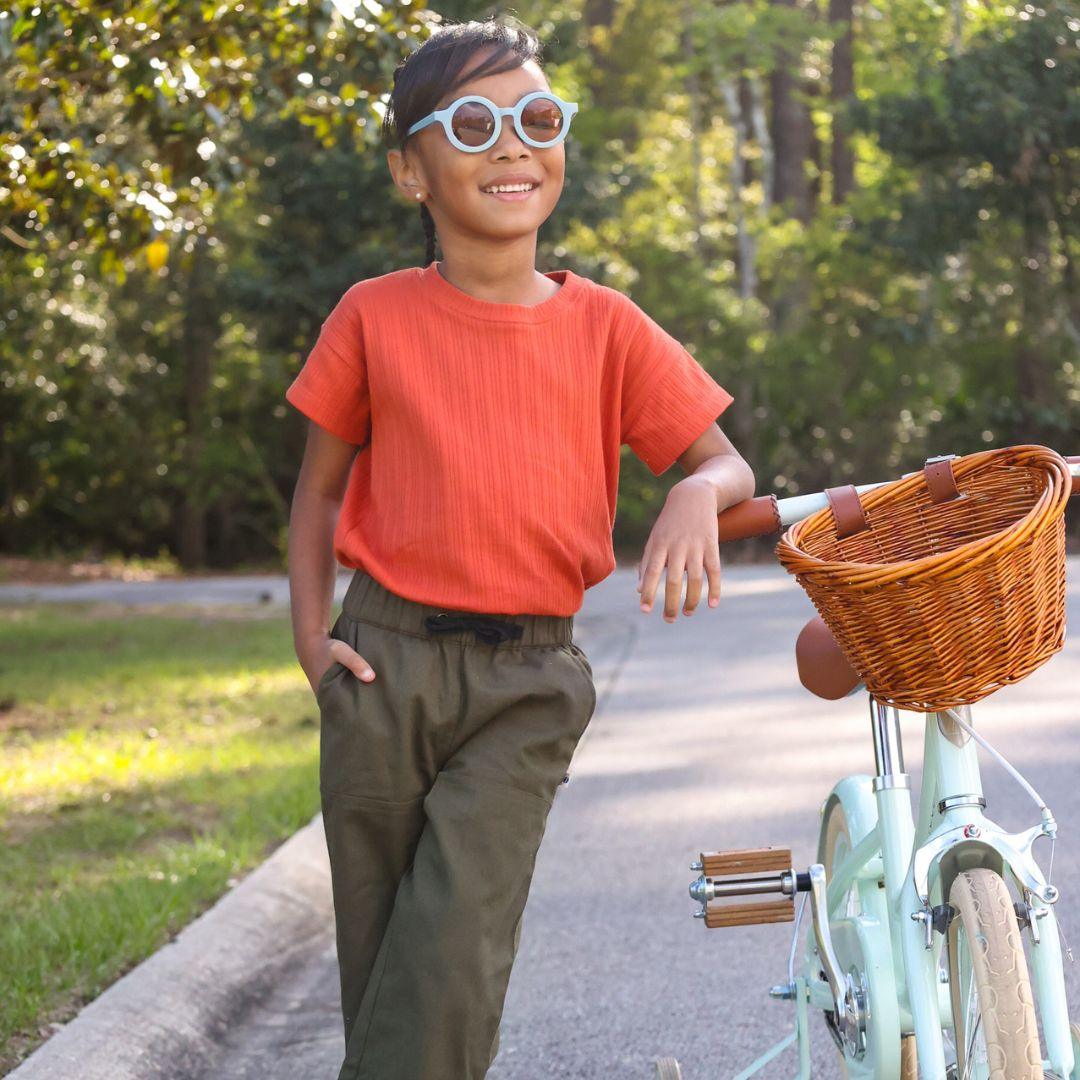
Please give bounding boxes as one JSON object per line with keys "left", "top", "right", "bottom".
{"left": 717, "top": 453, "right": 1080, "bottom": 544}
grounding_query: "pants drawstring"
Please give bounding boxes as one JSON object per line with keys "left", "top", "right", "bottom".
{"left": 423, "top": 612, "right": 525, "bottom": 645}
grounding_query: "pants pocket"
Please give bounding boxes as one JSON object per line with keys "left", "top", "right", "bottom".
{"left": 562, "top": 642, "right": 597, "bottom": 726}
{"left": 567, "top": 640, "right": 593, "bottom": 676}
{"left": 315, "top": 610, "right": 353, "bottom": 705}
{"left": 315, "top": 659, "right": 347, "bottom": 703}
{"left": 318, "top": 616, "right": 441, "bottom": 803}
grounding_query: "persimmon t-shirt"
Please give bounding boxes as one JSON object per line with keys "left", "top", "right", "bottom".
{"left": 285, "top": 260, "right": 734, "bottom": 616}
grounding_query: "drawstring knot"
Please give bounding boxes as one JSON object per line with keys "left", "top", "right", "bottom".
{"left": 424, "top": 612, "right": 524, "bottom": 645}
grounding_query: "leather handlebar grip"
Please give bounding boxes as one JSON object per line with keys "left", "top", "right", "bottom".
{"left": 716, "top": 495, "right": 782, "bottom": 543}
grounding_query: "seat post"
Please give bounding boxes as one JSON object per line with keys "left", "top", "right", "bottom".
{"left": 870, "top": 694, "right": 909, "bottom": 793}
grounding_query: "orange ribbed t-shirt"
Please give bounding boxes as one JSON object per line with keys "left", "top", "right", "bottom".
{"left": 285, "top": 260, "right": 734, "bottom": 616}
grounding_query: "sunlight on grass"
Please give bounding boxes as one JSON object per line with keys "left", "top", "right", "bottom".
{"left": 0, "top": 602, "right": 322, "bottom": 1072}
{"left": 3, "top": 701, "right": 310, "bottom": 808}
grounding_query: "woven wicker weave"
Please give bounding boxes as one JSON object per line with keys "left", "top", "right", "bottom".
{"left": 775, "top": 445, "right": 1072, "bottom": 712}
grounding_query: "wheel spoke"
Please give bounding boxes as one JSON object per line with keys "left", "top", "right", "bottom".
{"left": 963, "top": 963, "right": 978, "bottom": 1077}
{"left": 963, "top": 1011, "right": 982, "bottom": 1079}
{"left": 958, "top": 923, "right": 990, "bottom": 1079}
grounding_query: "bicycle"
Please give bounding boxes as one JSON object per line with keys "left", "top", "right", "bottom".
{"left": 654, "top": 446, "right": 1080, "bottom": 1080}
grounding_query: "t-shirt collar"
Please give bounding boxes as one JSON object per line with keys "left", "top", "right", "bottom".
{"left": 417, "top": 259, "right": 582, "bottom": 323}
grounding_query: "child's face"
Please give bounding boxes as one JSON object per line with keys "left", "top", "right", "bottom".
{"left": 390, "top": 52, "right": 566, "bottom": 251}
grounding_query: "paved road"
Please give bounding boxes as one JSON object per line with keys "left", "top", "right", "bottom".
{"left": 7, "top": 560, "right": 1080, "bottom": 1078}
{"left": 488, "top": 561, "right": 1080, "bottom": 1078}
{"left": 0, "top": 574, "right": 293, "bottom": 607}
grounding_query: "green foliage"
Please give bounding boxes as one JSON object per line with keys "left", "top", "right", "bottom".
{"left": 0, "top": 602, "right": 322, "bottom": 1069}
{"left": 1, "top": 0, "right": 1078, "bottom": 567}
{"left": 1, "top": 0, "right": 424, "bottom": 260}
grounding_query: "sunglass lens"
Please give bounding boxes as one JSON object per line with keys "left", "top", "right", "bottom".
{"left": 451, "top": 101, "right": 495, "bottom": 146}
{"left": 520, "top": 96, "right": 565, "bottom": 143}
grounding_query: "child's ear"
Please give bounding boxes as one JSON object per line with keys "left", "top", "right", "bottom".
{"left": 386, "top": 150, "right": 405, "bottom": 192}
{"left": 387, "top": 149, "right": 423, "bottom": 207}
{"left": 386, "top": 149, "right": 403, "bottom": 188}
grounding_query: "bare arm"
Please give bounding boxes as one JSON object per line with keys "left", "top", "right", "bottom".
{"left": 288, "top": 421, "right": 375, "bottom": 693}
{"left": 636, "top": 422, "right": 756, "bottom": 620}
{"left": 674, "top": 422, "right": 756, "bottom": 507}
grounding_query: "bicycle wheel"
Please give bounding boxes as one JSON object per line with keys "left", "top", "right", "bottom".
{"left": 944, "top": 868, "right": 1043, "bottom": 1080}
{"left": 821, "top": 796, "right": 916, "bottom": 1080}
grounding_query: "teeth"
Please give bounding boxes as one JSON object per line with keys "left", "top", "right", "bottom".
{"left": 482, "top": 183, "right": 537, "bottom": 193}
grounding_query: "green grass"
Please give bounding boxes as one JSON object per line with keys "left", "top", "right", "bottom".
{"left": 0, "top": 602, "right": 321, "bottom": 1072}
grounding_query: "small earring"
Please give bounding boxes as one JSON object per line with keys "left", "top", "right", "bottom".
{"left": 415, "top": 192, "right": 423, "bottom": 200}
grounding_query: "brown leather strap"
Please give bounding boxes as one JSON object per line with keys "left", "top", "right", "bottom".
{"left": 924, "top": 455, "right": 961, "bottom": 503}
{"left": 825, "top": 485, "right": 869, "bottom": 539}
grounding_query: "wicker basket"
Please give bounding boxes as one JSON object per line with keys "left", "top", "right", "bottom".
{"left": 775, "top": 445, "right": 1072, "bottom": 712}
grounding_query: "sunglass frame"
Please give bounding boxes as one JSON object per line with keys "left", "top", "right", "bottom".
{"left": 405, "top": 91, "right": 579, "bottom": 153}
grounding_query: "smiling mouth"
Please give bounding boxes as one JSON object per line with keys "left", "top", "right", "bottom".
{"left": 480, "top": 182, "right": 541, "bottom": 201}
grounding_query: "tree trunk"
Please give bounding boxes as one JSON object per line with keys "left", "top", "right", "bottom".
{"left": 769, "top": 0, "right": 813, "bottom": 223}
{"left": 746, "top": 73, "right": 773, "bottom": 210}
{"left": 176, "top": 233, "right": 217, "bottom": 569}
{"left": 720, "top": 77, "right": 759, "bottom": 463}
{"left": 683, "top": 13, "right": 706, "bottom": 260}
{"left": 806, "top": 79, "right": 823, "bottom": 213}
{"left": 1015, "top": 213, "right": 1056, "bottom": 443}
{"left": 829, "top": 0, "right": 856, "bottom": 204}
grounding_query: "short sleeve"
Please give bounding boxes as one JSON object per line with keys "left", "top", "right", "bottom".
{"left": 285, "top": 286, "right": 371, "bottom": 446}
{"left": 617, "top": 301, "right": 734, "bottom": 477}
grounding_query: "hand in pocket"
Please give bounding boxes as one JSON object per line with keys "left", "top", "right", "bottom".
{"left": 309, "top": 636, "right": 376, "bottom": 696}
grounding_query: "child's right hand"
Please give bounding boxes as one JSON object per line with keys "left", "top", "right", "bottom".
{"left": 310, "top": 637, "right": 376, "bottom": 695}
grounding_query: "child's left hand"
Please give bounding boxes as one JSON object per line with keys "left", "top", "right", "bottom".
{"left": 636, "top": 476, "right": 722, "bottom": 621}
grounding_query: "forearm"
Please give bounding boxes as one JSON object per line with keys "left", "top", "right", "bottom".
{"left": 287, "top": 481, "right": 343, "bottom": 669}
{"left": 685, "top": 452, "right": 756, "bottom": 513}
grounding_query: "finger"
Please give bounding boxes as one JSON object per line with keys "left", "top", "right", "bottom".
{"left": 635, "top": 551, "right": 648, "bottom": 594}
{"left": 683, "top": 554, "right": 705, "bottom": 614}
{"left": 704, "top": 545, "right": 722, "bottom": 608}
{"left": 343, "top": 646, "right": 376, "bottom": 682}
{"left": 639, "top": 552, "right": 665, "bottom": 612}
{"left": 664, "top": 557, "right": 686, "bottom": 621}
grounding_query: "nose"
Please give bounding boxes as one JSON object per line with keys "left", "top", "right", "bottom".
{"left": 493, "top": 116, "right": 531, "bottom": 156}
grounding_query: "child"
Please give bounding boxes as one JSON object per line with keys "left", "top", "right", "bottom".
{"left": 285, "top": 17, "right": 755, "bottom": 1080}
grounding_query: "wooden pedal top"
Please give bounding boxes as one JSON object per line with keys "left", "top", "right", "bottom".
{"left": 704, "top": 897, "right": 794, "bottom": 928}
{"left": 700, "top": 847, "right": 792, "bottom": 878}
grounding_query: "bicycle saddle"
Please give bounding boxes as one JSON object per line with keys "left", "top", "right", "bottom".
{"left": 795, "top": 615, "right": 863, "bottom": 700}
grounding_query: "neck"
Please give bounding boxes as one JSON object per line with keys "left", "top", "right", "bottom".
{"left": 434, "top": 242, "right": 557, "bottom": 305}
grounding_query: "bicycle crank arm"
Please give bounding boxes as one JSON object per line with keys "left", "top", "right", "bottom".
{"left": 687, "top": 851, "right": 857, "bottom": 1051}
{"left": 806, "top": 863, "right": 850, "bottom": 1024}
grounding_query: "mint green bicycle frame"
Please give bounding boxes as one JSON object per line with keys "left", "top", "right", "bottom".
{"left": 732, "top": 466, "right": 1080, "bottom": 1080}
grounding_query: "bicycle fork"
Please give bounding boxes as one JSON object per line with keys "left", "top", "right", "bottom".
{"left": 903, "top": 702, "right": 1075, "bottom": 1078}
{"left": 689, "top": 698, "right": 1078, "bottom": 1079}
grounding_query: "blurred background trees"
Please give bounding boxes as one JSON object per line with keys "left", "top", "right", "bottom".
{"left": 2, "top": 0, "right": 1077, "bottom": 570}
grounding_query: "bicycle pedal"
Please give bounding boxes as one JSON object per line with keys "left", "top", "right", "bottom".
{"left": 689, "top": 847, "right": 799, "bottom": 928}
{"left": 700, "top": 897, "right": 795, "bottom": 928}
{"left": 699, "top": 847, "right": 794, "bottom": 877}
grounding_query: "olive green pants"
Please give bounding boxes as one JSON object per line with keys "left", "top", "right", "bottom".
{"left": 316, "top": 570, "right": 596, "bottom": 1080}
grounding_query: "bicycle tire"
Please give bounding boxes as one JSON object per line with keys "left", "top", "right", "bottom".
{"left": 945, "top": 867, "right": 1043, "bottom": 1079}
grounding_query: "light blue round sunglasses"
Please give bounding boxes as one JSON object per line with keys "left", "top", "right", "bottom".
{"left": 406, "top": 91, "right": 579, "bottom": 153}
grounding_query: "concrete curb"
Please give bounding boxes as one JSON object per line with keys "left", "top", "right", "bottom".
{"left": 9, "top": 813, "right": 333, "bottom": 1080}
{"left": 6, "top": 601, "right": 636, "bottom": 1078}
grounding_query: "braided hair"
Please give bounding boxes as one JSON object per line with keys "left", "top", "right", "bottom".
{"left": 381, "top": 17, "right": 546, "bottom": 266}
